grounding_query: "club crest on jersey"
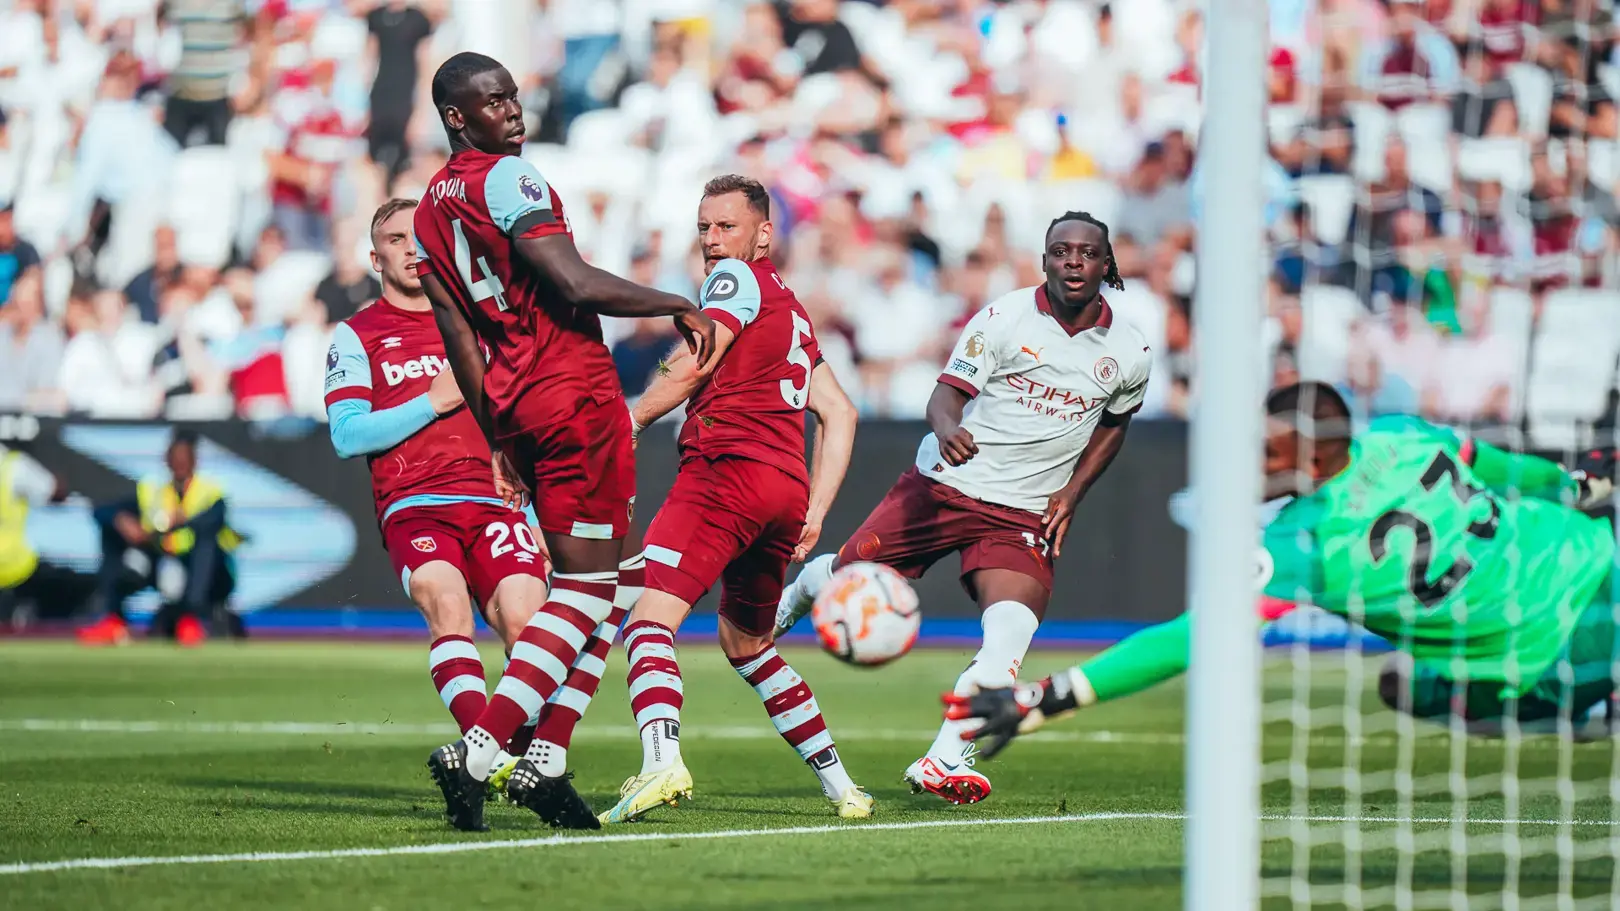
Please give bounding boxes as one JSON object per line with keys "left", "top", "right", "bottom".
{"left": 412, "top": 536, "right": 437, "bottom": 553}
{"left": 325, "top": 345, "right": 339, "bottom": 370}
{"left": 518, "top": 174, "right": 546, "bottom": 203}
{"left": 705, "top": 273, "right": 739, "bottom": 302}
{"left": 1094, "top": 357, "right": 1120, "bottom": 385}
{"left": 964, "top": 332, "right": 985, "bottom": 357}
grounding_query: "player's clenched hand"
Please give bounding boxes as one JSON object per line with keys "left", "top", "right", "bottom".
{"left": 938, "top": 426, "right": 978, "bottom": 465}
{"left": 674, "top": 307, "right": 717, "bottom": 371}
{"left": 1041, "top": 483, "right": 1083, "bottom": 557}
{"left": 1571, "top": 448, "right": 1616, "bottom": 510}
{"left": 492, "top": 451, "right": 530, "bottom": 511}
{"left": 792, "top": 516, "right": 823, "bottom": 563}
{"left": 943, "top": 674, "right": 1080, "bottom": 760}
{"left": 427, "top": 369, "right": 464, "bottom": 415}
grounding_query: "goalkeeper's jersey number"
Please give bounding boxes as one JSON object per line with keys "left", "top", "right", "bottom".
{"left": 1367, "top": 450, "right": 1501, "bottom": 609}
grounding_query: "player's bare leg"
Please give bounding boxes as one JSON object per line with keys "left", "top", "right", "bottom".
{"left": 774, "top": 552, "right": 841, "bottom": 637}
{"left": 719, "top": 615, "right": 872, "bottom": 820}
{"left": 905, "top": 569, "right": 1045, "bottom": 805}
{"left": 428, "top": 534, "right": 620, "bottom": 831}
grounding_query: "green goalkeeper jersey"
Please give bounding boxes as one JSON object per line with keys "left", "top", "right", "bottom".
{"left": 1261, "top": 416, "right": 1614, "bottom": 692}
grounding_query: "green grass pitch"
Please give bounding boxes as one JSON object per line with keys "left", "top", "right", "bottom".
{"left": 1, "top": 641, "right": 1614, "bottom": 909}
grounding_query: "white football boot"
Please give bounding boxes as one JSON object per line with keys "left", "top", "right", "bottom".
{"left": 903, "top": 742, "right": 992, "bottom": 805}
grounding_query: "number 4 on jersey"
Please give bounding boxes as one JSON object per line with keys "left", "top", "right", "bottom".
{"left": 452, "top": 218, "right": 509, "bottom": 312}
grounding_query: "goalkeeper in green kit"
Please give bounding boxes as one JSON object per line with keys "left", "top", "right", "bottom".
{"left": 947, "top": 381, "right": 1620, "bottom": 756}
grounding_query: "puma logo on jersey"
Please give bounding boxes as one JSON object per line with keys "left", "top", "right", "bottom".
{"left": 381, "top": 355, "right": 450, "bottom": 386}
{"left": 1020, "top": 345, "right": 1044, "bottom": 362}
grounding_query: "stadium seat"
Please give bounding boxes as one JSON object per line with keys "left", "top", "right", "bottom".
{"left": 1298, "top": 285, "right": 1363, "bottom": 384}
{"left": 1456, "top": 138, "right": 1533, "bottom": 194}
{"left": 1348, "top": 102, "right": 1393, "bottom": 182}
{"left": 1525, "top": 289, "right": 1620, "bottom": 450}
{"left": 169, "top": 148, "right": 241, "bottom": 271}
{"left": 1295, "top": 175, "right": 1354, "bottom": 246}
{"left": 1587, "top": 140, "right": 1618, "bottom": 188}
{"left": 1396, "top": 104, "right": 1454, "bottom": 192}
{"left": 566, "top": 108, "right": 633, "bottom": 153}
{"left": 1505, "top": 63, "right": 1554, "bottom": 138}
{"left": 1041, "top": 179, "right": 1122, "bottom": 234}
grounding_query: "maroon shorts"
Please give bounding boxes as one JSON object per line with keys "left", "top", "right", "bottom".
{"left": 644, "top": 456, "right": 808, "bottom": 637}
{"left": 837, "top": 468, "right": 1054, "bottom": 597}
{"left": 499, "top": 392, "right": 636, "bottom": 540}
{"left": 381, "top": 500, "right": 546, "bottom": 606}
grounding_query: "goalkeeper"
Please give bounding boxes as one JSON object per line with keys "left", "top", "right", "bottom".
{"left": 949, "top": 381, "right": 1620, "bottom": 756}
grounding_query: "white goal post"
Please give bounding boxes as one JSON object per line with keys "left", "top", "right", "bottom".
{"left": 1185, "top": 0, "right": 1268, "bottom": 908}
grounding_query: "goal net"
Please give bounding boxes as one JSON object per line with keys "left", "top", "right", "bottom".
{"left": 1244, "top": 1, "right": 1620, "bottom": 907}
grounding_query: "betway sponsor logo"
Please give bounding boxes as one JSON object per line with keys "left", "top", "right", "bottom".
{"left": 381, "top": 355, "right": 450, "bottom": 386}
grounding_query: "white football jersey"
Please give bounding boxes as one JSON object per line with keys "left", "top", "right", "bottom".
{"left": 915, "top": 286, "right": 1153, "bottom": 513}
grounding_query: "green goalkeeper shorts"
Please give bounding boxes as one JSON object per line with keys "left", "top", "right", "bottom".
{"left": 1392, "top": 571, "right": 1620, "bottom": 725}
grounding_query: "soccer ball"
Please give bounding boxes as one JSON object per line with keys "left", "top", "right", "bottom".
{"left": 811, "top": 562, "right": 921, "bottom": 667}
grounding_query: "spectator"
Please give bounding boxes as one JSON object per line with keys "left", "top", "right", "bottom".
{"left": 1361, "top": 0, "right": 1461, "bottom": 110}
{"left": 81, "top": 430, "right": 242, "bottom": 646}
{"left": 125, "top": 225, "right": 183, "bottom": 325}
{"left": 163, "top": 0, "right": 251, "bottom": 148}
{"left": 779, "top": 0, "right": 865, "bottom": 78}
{"left": 1544, "top": 0, "right": 1617, "bottom": 140}
{"left": 1348, "top": 137, "right": 1446, "bottom": 294}
{"left": 1347, "top": 302, "right": 1438, "bottom": 413}
{"left": 0, "top": 107, "right": 18, "bottom": 207}
{"left": 1424, "top": 295, "right": 1518, "bottom": 425}
{"left": 57, "top": 285, "right": 163, "bottom": 418}
{"left": 1115, "top": 142, "right": 1193, "bottom": 256}
{"left": 73, "top": 52, "right": 180, "bottom": 260}
{"left": 550, "top": 0, "right": 624, "bottom": 128}
{"left": 364, "top": 0, "right": 434, "bottom": 188}
{"left": 266, "top": 58, "right": 353, "bottom": 252}
{"left": 0, "top": 201, "right": 39, "bottom": 308}
{"left": 0, "top": 272, "right": 63, "bottom": 413}
{"left": 613, "top": 246, "right": 679, "bottom": 396}
{"left": 313, "top": 230, "right": 381, "bottom": 325}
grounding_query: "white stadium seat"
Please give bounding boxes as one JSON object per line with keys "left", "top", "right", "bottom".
{"left": 1525, "top": 289, "right": 1620, "bottom": 450}
{"left": 1505, "top": 63, "right": 1554, "bottom": 138}
{"left": 1298, "top": 285, "right": 1363, "bottom": 385}
{"left": 1456, "top": 137, "right": 1533, "bottom": 194}
{"left": 1295, "top": 175, "right": 1354, "bottom": 246}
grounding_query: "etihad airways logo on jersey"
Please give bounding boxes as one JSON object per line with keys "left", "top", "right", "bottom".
{"left": 429, "top": 177, "right": 467, "bottom": 204}
{"left": 381, "top": 355, "right": 451, "bottom": 386}
{"left": 1005, "top": 374, "right": 1106, "bottom": 422}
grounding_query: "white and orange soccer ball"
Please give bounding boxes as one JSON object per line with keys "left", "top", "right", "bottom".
{"left": 811, "top": 562, "right": 921, "bottom": 667}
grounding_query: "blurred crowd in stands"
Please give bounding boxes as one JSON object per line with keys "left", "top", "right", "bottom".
{"left": 0, "top": 0, "right": 1616, "bottom": 446}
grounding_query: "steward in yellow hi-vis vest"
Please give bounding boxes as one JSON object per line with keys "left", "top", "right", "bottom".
{"left": 0, "top": 449, "right": 41, "bottom": 590}
{"left": 83, "top": 430, "right": 242, "bottom": 645}
{"left": 0, "top": 443, "right": 105, "bottom": 627}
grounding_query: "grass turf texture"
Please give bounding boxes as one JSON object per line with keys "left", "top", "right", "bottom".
{"left": 0, "top": 642, "right": 1614, "bottom": 910}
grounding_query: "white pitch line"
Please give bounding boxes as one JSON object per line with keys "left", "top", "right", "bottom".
{"left": 3, "top": 811, "right": 1613, "bottom": 877}
{"left": 0, "top": 719, "right": 1604, "bottom": 750}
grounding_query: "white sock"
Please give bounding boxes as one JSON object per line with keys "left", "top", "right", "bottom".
{"left": 464, "top": 726, "right": 500, "bottom": 782}
{"left": 488, "top": 749, "right": 517, "bottom": 777}
{"left": 926, "top": 600, "right": 1040, "bottom": 761}
{"left": 523, "top": 738, "right": 567, "bottom": 777}
{"left": 782, "top": 553, "right": 837, "bottom": 619}
{"left": 641, "top": 719, "right": 682, "bottom": 773}
{"left": 808, "top": 745, "right": 857, "bottom": 799}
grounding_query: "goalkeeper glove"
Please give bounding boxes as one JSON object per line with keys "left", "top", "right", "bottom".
{"left": 1571, "top": 448, "right": 1615, "bottom": 510}
{"left": 941, "top": 669, "right": 1085, "bottom": 760}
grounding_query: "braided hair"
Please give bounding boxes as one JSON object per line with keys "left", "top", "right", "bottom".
{"left": 1046, "top": 211, "right": 1124, "bottom": 291}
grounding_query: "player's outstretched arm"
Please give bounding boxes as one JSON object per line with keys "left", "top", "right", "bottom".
{"left": 513, "top": 235, "right": 717, "bottom": 367}
{"left": 1042, "top": 412, "right": 1132, "bottom": 556}
{"left": 629, "top": 321, "right": 740, "bottom": 433}
{"left": 1468, "top": 438, "right": 1613, "bottom": 507}
{"left": 420, "top": 272, "right": 496, "bottom": 448}
{"left": 944, "top": 613, "right": 1194, "bottom": 759}
{"left": 796, "top": 361, "right": 858, "bottom": 561}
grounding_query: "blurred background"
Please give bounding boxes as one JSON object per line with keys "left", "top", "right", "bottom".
{"left": 0, "top": 0, "right": 1617, "bottom": 634}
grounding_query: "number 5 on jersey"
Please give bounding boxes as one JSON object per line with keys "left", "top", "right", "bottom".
{"left": 780, "top": 312, "right": 813, "bottom": 409}
{"left": 452, "top": 218, "right": 509, "bottom": 312}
